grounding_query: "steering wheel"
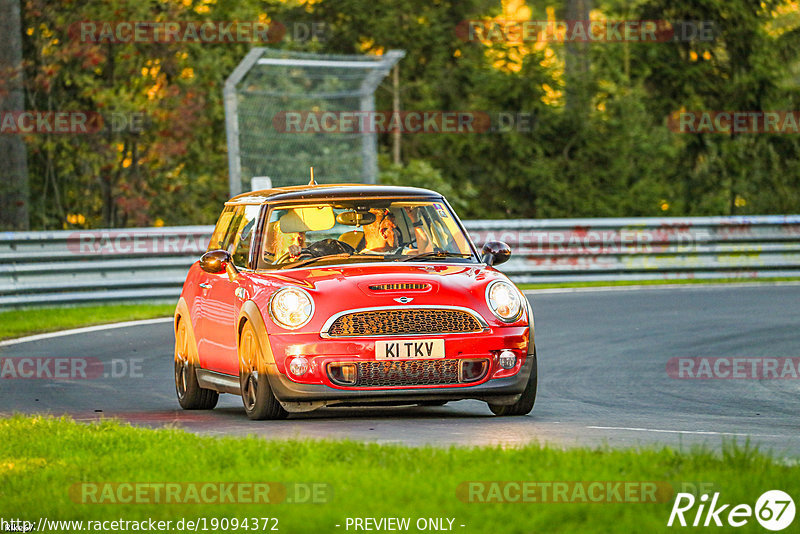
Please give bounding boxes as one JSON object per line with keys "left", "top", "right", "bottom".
{"left": 386, "top": 241, "right": 417, "bottom": 257}
{"left": 305, "top": 239, "right": 356, "bottom": 257}
{"left": 275, "top": 239, "right": 356, "bottom": 264}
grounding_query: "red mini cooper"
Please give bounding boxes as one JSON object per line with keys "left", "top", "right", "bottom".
{"left": 174, "top": 183, "right": 536, "bottom": 419}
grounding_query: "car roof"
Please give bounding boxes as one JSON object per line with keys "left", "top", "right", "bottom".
{"left": 226, "top": 183, "right": 443, "bottom": 205}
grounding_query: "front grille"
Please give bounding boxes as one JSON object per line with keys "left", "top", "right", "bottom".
{"left": 355, "top": 359, "right": 460, "bottom": 387}
{"left": 326, "top": 309, "right": 483, "bottom": 337}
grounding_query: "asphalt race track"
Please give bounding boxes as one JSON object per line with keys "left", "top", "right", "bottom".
{"left": 2, "top": 285, "right": 799, "bottom": 456}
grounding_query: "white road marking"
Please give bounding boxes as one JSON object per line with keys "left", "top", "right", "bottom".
{"left": 524, "top": 281, "right": 800, "bottom": 295}
{"left": 587, "top": 425, "right": 785, "bottom": 438}
{"left": 0, "top": 317, "right": 173, "bottom": 347}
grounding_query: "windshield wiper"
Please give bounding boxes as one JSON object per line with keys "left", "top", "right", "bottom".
{"left": 280, "top": 253, "right": 381, "bottom": 270}
{"left": 400, "top": 251, "right": 473, "bottom": 262}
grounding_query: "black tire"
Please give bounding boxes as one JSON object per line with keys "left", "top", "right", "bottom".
{"left": 175, "top": 317, "right": 219, "bottom": 410}
{"left": 488, "top": 347, "right": 537, "bottom": 416}
{"left": 239, "top": 321, "right": 288, "bottom": 420}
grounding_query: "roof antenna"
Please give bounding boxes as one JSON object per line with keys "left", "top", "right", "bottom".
{"left": 309, "top": 166, "right": 316, "bottom": 186}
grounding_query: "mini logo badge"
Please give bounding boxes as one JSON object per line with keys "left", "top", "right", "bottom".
{"left": 394, "top": 297, "right": 414, "bottom": 304}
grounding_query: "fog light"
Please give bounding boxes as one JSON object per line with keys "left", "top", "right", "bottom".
{"left": 289, "top": 356, "right": 309, "bottom": 376}
{"left": 328, "top": 363, "right": 357, "bottom": 385}
{"left": 498, "top": 350, "right": 517, "bottom": 370}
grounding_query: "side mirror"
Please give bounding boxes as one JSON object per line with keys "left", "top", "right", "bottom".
{"left": 200, "top": 250, "right": 241, "bottom": 282}
{"left": 481, "top": 241, "right": 511, "bottom": 266}
{"left": 200, "top": 250, "right": 232, "bottom": 274}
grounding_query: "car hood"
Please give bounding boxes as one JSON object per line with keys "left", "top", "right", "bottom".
{"left": 247, "top": 262, "right": 512, "bottom": 317}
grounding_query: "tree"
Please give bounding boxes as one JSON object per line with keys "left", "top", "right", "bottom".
{"left": 0, "top": 0, "right": 30, "bottom": 230}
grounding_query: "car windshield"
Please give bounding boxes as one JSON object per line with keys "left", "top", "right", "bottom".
{"left": 257, "top": 199, "right": 477, "bottom": 270}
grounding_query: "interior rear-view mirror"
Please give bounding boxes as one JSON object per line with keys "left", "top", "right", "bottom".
{"left": 336, "top": 210, "right": 377, "bottom": 226}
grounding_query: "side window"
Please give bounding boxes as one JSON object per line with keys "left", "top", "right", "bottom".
{"left": 230, "top": 205, "right": 261, "bottom": 269}
{"left": 260, "top": 208, "right": 286, "bottom": 266}
{"left": 208, "top": 206, "right": 236, "bottom": 251}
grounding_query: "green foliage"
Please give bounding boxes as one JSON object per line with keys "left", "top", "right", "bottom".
{"left": 378, "top": 155, "right": 477, "bottom": 213}
{"left": 637, "top": 0, "right": 800, "bottom": 214}
{"left": 17, "top": 0, "right": 800, "bottom": 229}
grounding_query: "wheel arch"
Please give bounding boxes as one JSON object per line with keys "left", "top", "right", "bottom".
{"left": 174, "top": 297, "right": 201, "bottom": 366}
{"left": 237, "top": 300, "right": 278, "bottom": 370}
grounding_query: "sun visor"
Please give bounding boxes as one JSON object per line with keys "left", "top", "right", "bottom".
{"left": 279, "top": 206, "right": 335, "bottom": 233}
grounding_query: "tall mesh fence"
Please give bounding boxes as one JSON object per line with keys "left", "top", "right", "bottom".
{"left": 224, "top": 49, "right": 404, "bottom": 195}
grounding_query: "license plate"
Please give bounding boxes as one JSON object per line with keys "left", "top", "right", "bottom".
{"left": 375, "top": 339, "right": 445, "bottom": 360}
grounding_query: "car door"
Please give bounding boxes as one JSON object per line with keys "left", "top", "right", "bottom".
{"left": 191, "top": 205, "right": 236, "bottom": 361}
{"left": 198, "top": 204, "right": 261, "bottom": 376}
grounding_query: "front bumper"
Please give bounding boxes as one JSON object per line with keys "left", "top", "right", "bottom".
{"left": 265, "top": 343, "right": 536, "bottom": 411}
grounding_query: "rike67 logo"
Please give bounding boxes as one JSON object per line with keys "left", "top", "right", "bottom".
{"left": 668, "top": 490, "right": 795, "bottom": 531}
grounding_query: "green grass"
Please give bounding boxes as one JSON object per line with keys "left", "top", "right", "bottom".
{"left": 0, "top": 416, "right": 797, "bottom": 533}
{"left": 0, "top": 303, "right": 175, "bottom": 341}
{"left": 519, "top": 277, "right": 800, "bottom": 290}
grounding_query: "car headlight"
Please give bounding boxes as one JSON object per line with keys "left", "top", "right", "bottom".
{"left": 269, "top": 287, "right": 314, "bottom": 329}
{"left": 486, "top": 281, "right": 523, "bottom": 322}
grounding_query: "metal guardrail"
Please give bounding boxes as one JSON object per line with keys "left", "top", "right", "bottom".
{"left": 466, "top": 215, "right": 800, "bottom": 284}
{"left": 0, "top": 226, "right": 210, "bottom": 308}
{"left": 1, "top": 216, "right": 799, "bottom": 307}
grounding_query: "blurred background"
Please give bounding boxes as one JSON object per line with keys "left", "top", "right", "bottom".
{"left": 2, "top": 0, "right": 800, "bottom": 231}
